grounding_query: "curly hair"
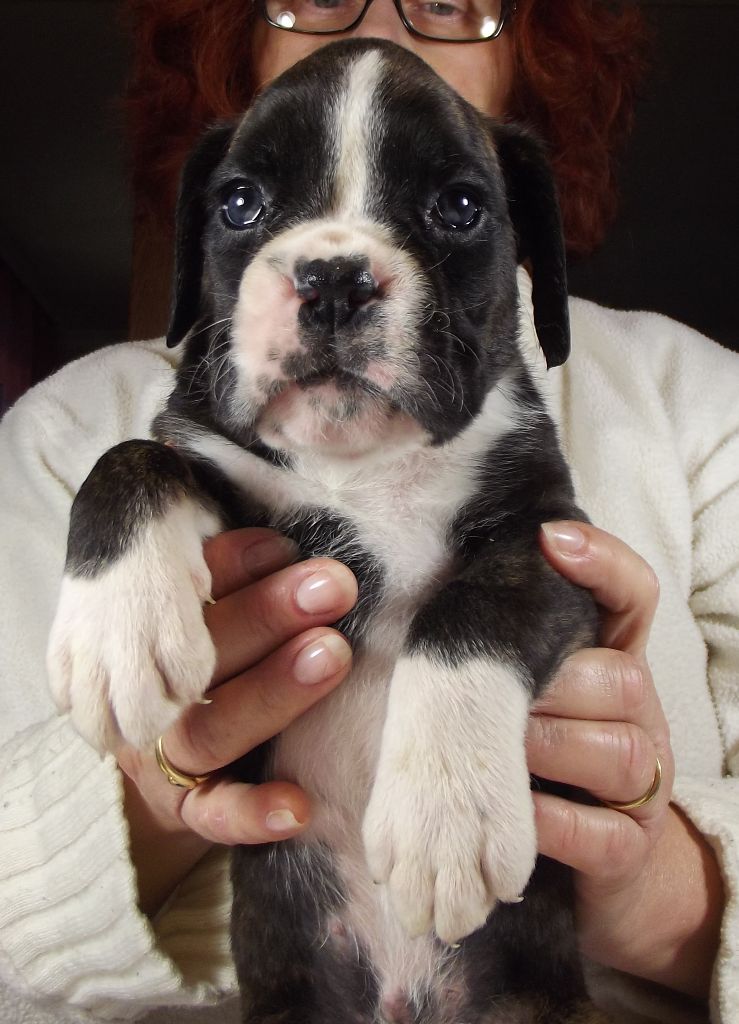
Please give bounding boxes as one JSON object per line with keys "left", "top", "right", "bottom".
{"left": 123, "top": 0, "right": 647, "bottom": 256}
{"left": 510, "top": 0, "right": 647, "bottom": 255}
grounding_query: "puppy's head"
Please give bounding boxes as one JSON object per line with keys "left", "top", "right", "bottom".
{"left": 168, "top": 39, "right": 568, "bottom": 458}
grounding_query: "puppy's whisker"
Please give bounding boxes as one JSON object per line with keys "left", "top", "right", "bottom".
{"left": 440, "top": 330, "right": 482, "bottom": 370}
{"left": 417, "top": 304, "right": 438, "bottom": 329}
{"left": 190, "top": 316, "right": 233, "bottom": 340}
{"left": 431, "top": 310, "right": 451, "bottom": 332}
{"left": 418, "top": 377, "right": 442, "bottom": 411}
{"left": 211, "top": 346, "right": 235, "bottom": 413}
{"left": 454, "top": 298, "right": 490, "bottom": 313}
{"left": 425, "top": 251, "right": 451, "bottom": 274}
{"left": 190, "top": 333, "right": 233, "bottom": 414}
{"left": 399, "top": 353, "right": 441, "bottom": 412}
{"left": 211, "top": 356, "right": 230, "bottom": 401}
{"left": 395, "top": 230, "right": 414, "bottom": 254}
{"left": 424, "top": 353, "right": 458, "bottom": 407}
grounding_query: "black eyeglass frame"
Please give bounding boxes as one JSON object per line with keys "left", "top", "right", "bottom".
{"left": 258, "top": 0, "right": 515, "bottom": 44}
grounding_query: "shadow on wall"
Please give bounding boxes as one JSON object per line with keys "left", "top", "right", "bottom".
{"left": 0, "top": 0, "right": 132, "bottom": 413}
{"left": 568, "top": 0, "right": 739, "bottom": 351}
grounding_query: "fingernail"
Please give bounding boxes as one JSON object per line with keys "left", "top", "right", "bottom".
{"left": 247, "top": 535, "right": 300, "bottom": 574}
{"left": 266, "top": 808, "right": 303, "bottom": 833}
{"left": 541, "top": 522, "right": 587, "bottom": 556}
{"left": 294, "top": 634, "right": 351, "bottom": 685}
{"left": 295, "top": 567, "right": 354, "bottom": 614}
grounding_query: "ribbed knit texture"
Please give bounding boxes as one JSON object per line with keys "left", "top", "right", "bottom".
{"left": 0, "top": 341, "right": 238, "bottom": 1021}
{"left": 0, "top": 716, "right": 181, "bottom": 1017}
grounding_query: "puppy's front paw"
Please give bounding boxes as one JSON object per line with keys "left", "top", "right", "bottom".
{"left": 362, "top": 655, "right": 537, "bottom": 944}
{"left": 47, "top": 499, "right": 220, "bottom": 752}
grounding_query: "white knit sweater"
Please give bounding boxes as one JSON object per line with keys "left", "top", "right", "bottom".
{"left": 1, "top": 278, "right": 737, "bottom": 1024}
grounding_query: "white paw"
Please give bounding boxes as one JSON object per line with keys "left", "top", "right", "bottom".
{"left": 47, "top": 499, "right": 220, "bottom": 752}
{"left": 362, "top": 655, "right": 537, "bottom": 944}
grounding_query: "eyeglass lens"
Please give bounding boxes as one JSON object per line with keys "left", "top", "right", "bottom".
{"left": 264, "top": 0, "right": 505, "bottom": 42}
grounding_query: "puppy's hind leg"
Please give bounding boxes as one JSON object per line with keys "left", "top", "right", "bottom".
{"left": 476, "top": 998, "right": 611, "bottom": 1024}
{"left": 557, "top": 1006, "right": 612, "bottom": 1024}
{"left": 536, "top": 1000, "right": 612, "bottom": 1024}
{"left": 231, "top": 841, "right": 378, "bottom": 1024}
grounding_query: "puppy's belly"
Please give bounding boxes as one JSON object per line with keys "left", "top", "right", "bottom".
{"left": 272, "top": 606, "right": 455, "bottom": 1009}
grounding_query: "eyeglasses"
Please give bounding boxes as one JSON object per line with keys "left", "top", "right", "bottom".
{"left": 258, "top": 0, "right": 514, "bottom": 44}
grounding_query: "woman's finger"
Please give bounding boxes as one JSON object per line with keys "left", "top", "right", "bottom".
{"left": 540, "top": 521, "right": 660, "bottom": 657}
{"left": 533, "top": 791, "right": 653, "bottom": 883}
{"left": 206, "top": 556, "right": 358, "bottom": 685}
{"left": 162, "top": 626, "right": 352, "bottom": 776}
{"left": 204, "top": 528, "right": 300, "bottom": 600}
{"left": 180, "top": 777, "right": 312, "bottom": 845}
{"left": 527, "top": 714, "right": 666, "bottom": 823}
{"left": 532, "top": 648, "right": 666, "bottom": 736}
{"left": 118, "top": 624, "right": 351, "bottom": 834}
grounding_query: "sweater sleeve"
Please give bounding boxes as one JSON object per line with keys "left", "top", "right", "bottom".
{"left": 659, "top": 326, "right": 739, "bottom": 1023}
{"left": 0, "top": 344, "right": 237, "bottom": 1020}
{"left": 562, "top": 302, "right": 739, "bottom": 1023}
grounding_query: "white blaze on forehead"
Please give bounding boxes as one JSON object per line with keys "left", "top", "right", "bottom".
{"left": 332, "top": 50, "right": 386, "bottom": 218}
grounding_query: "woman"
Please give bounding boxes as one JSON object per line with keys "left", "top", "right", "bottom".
{"left": 0, "top": 2, "right": 735, "bottom": 1022}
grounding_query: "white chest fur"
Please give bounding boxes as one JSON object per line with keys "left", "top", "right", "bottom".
{"left": 190, "top": 381, "right": 520, "bottom": 595}
{"left": 190, "top": 384, "right": 528, "bottom": 1005}
{"left": 188, "top": 382, "right": 522, "bottom": 798}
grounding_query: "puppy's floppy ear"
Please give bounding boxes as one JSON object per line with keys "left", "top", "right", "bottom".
{"left": 166, "top": 121, "right": 237, "bottom": 348}
{"left": 491, "top": 123, "right": 570, "bottom": 368}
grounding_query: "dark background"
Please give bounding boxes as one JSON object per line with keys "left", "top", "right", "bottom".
{"left": 0, "top": 1, "right": 737, "bottom": 412}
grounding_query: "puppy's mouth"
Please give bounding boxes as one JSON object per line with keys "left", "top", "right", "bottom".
{"left": 253, "top": 364, "right": 418, "bottom": 457}
{"left": 261, "top": 367, "right": 388, "bottom": 421}
{"left": 258, "top": 360, "right": 387, "bottom": 404}
{"left": 293, "top": 368, "right": 383, "bottom": 395}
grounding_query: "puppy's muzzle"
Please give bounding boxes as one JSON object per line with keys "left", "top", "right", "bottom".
{"left": 295, "top": 256, "right": 379, "bottom": 332}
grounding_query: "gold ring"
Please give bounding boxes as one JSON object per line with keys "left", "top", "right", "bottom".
{"left": 155, "top": 735, "right": 213, "bottom": 790}
{"left": 603, "top": 756, "right": 662, "bottom": 812}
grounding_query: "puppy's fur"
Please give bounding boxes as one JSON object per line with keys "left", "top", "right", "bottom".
{"left": 48, "top": 40, "right": 607, "bottom": 1024}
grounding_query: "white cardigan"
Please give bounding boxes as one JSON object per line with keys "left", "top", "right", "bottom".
{"left": 1, "top": 279, "right": 737, "bottom": 1024}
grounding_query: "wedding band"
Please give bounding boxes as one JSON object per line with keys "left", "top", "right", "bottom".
{"left": 155, "top": 735, "right": 213, "bottom": 790}
{"left": 603, "top": 756, "right": 662, "bottom": 812}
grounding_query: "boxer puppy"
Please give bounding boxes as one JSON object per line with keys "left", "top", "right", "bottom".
{"left": 48, "top": 39, "right": 605, "bottom": 1024}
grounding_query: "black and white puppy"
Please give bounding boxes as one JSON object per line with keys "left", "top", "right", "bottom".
{"left": 48, "top": 39, "right": 607, "bottom": 1024}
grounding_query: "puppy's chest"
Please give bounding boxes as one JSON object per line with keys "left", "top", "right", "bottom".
{"left": 191, "top": 430, "right": 488, "bottom": 798}
{"left": 293, "top": 461, "right": 460, "bottom": 603}
{"left": 250, "top": 449, "right": 480, "bottom": 790}
{"left": 206, "top": 436, "right": 481, "bottom": 611}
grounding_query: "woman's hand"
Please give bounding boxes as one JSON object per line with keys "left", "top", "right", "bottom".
{"left": 529, "top": 522, "right": 723, "bottom": 999}
{"left": 117, "top": 527, "right": 358, "bottom": 915}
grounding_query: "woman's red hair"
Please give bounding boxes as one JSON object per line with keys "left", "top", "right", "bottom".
{"left": 124, "top": 0, "right": 646, "bottom": 256}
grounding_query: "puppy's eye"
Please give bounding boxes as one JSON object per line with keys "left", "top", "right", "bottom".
{"left": 222, "top": 185, "right": 266, "bottom": 229}
{"left": 433, "top": 188, "right": 481, "bottom": 230}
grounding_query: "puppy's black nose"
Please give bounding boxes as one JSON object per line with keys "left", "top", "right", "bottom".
{"left": 295, "top": 257, "right": 377, "bottom": 329}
